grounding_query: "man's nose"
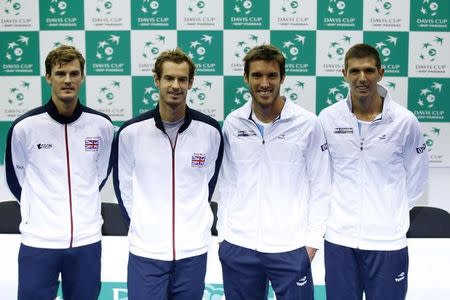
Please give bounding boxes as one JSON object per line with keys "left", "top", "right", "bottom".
{"left": 357, "top": 71, "right": 367, "bottom": 81}
{"left": 261, "top": 76, "right": 269, "bottom": 86}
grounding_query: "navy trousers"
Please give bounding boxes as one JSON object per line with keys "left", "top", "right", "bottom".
{"left": 324, "top": 240, "right": 408, "bottom": 300}
{"left": 18, "top": 241, "right": 101, "bottom": 300}
{"left": 127, "top": 252, "right": 207, "bottom": 300}
{"left": 219, "top": 240, "right": 313, "bottom": 300}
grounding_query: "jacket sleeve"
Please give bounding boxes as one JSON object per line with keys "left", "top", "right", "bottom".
{"left": 304, "top": 117, "right": 331, "bottom": 249}
{"left": 112, "top": 127, "right": 134, "bottom": 225}
{"left": 98, "top": 121, "right": 115, "bottom": 190}
{"left": 404, "top": 115, "right": 429, "bottom": 209}
{"left": 207, "top": 123, "right": 224, "bottom": 202}
{"left": 217, "top": 119, "right": 236, "bottom": 242}
{"left": 5, "top": 123, "right": 27, "bottom": 202}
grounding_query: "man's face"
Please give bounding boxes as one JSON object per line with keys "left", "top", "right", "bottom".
{"left": 155, "top": 61, "right": 193, "bottom": 109}
{"left": 245, "top": 59, "right": 285, "bottom": 110}
{"left": 45, "top": 59, "right": 84, "bottom": 106}
{"left": 343, "top": 57, "right": 384, "bottom": 101}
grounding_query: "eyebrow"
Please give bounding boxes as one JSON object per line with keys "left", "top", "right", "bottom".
{"left": 348, "top": 67, "right": 377, "bottom": 72}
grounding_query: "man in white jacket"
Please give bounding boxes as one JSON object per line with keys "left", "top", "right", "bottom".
{"left": 5, "top": 45, "right": 114, "bottom": 300}
{"left": 113, "top": 48, "right": 223, "bottom": 299}
{"left": 318, "top": 43, "right": 429, "bottom": 300}
{"left": 218, "top": 44, "right": 330, "bottom": 299}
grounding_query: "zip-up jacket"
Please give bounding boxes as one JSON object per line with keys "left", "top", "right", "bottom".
{"left": 113, "top": 105, "right": 223, "bottom": 261}
{"left": 318, "top": 84, "right": 429, "bottom": 250}
{"left": 218, "top": 100, "right": 331, "bottom": 252}
{"left": 5, "top": 99, "right": 114, "bottom": 249}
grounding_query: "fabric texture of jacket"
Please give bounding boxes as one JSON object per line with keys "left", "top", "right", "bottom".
{"left": 113, "top": 105, "right": 223, "bottom": 261}
{"left": 218, "top": 99, "right": 330, "bottom": 252}
{"left": 318, "top": 84, "right": 429, "bottom": 250}
{"left": 5, "top": 99, "right": 114, "bottom": 249}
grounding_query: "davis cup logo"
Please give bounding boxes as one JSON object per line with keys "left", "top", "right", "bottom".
{"left": 141, "top": 0, "right": 159, "bottom": 15}
{"left": 423, "top": 127, "right": 440, "bottom": 151}
{"left": 281, "top": 34, "right": 305, "bottom": 61}
{"left": 234, "top": 85, "right": 252, "bottom": 106}
{"left": 374, "top": 0, "right": 392, "bottom": 15}
{"left": 234, "top": 34, "right": 259, "bottom": 59}
{"left": 234, "top": 0, "right": 253, "bottom": 15}
{"left": 96, "top": 0, "right": 113, "bottom": 15}
{"left": 326, "top": 81, "right": 348, "bottom": 106}
{"left": 51, "top": 35, "right": 75, "bottom": 48}
{"left": 283, "top": 81, "right": 304, "bottom": 104}
{"left": 375, "top": 35, "right": 398, "bottom": 62}
{"left": 328, "top": 35, "right": 351, "bottom": 61}
{"left": 188, "top": 81, "right": 212, "bottom": 106}
{"left": 417, "top": 82, "right": 442, "bottom": 108}
{"left": 97, "top": 81, "right": 120, "bottom": 105}
{"left": 188, "top": 34, "right": 212, "bottom": 61}
{"left": 419, "top": 36, "right": 443, "bottom": 62}
{"left": 188, "top": 0, "right": 206, "bottom": 14}
{"left": 49, "top": 0, "right": 68, "bottom": 15}
{"left": 281, "top": 0, "right": 300, "bottom": 14}
{"left": 3, "top": 0, "right": 22, "bottom": 15}
{"left": 328, "top": 0, "right": 346, "bottom": 15}
{"left": 420, "top": 0, "right": 439, "bottom": 16}
{"left": 96, "top": 35, "right": 120, "bottom": 61}
{"left": 5, "top": 35, "right": 29, "bottom": 62}
{"left": 142, "top": 35, "right": 166, "bottom": 60}
{"left": 142, "top": 85, "right": 159, "bottom": 108}
{"left": 8, "top": 81, "right": 29, "bottom": 106}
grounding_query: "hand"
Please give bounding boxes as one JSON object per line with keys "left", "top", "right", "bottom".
{"left": 305, "top": 246, "right": 317, "bottom": 261}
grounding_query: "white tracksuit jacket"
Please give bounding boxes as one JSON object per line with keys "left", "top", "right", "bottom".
{"left": 5, "top": 100, "right": 114, "bottom": 248}
{"left": 218, "top": 99, "right": 331, "bottom": 252}
{"left": 113, "top": 105, "right": 223, "bottom": 261}
{"left": 318, "top": 84, "right": 429, "bottom": 250}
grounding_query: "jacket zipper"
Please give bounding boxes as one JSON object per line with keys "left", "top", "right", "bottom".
{"left": 166, "top": 133, "right": 179, "bottom": 260}
{"left": 64, "top": 124, "right": 74, "bottom": 248}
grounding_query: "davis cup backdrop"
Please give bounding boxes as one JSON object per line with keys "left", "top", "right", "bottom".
{"left": 0, "top": 1, "right": 449, "bottom": 297}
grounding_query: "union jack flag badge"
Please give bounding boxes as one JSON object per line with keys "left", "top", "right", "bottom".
{"left": 85, "top": 138, "right": 100, "bottom": 151}
{"left": 191, "top": 153, "right": 206, "bottom": 167}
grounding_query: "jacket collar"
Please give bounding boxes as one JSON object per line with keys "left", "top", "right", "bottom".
{"left": 46, "top": 98, "right": 84, "bottom": 124}
{"left": 236, "top": 97, "right": 296, "bottom": 122}
{"left": 153, "top": 104, "right": 193, "bottom": 134}
{"left": 345, "top": 84, "right": 394, "bottom": 122}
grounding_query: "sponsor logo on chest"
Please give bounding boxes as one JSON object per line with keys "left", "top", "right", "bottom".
{"left": 237, "top": 130, "right": 257, "bottom": 137}
{"left": 333, "top": 127, "right": 353, "bottom": 134}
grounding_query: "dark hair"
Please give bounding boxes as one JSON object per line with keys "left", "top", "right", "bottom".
{"left": 243, "top": 44, "right": 285, "bottom": 79}
{"left": 152, "top": 48, "right": 196, "bottom": 81}
{"left": 45, "top": 45, "right": 85, "bottom": 76}
{"left": 344, "top": 43, "right": 381, "bottom": 70}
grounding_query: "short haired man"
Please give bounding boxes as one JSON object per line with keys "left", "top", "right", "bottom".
{"left": 218, "top": 44, "right": 330, "bottom": 299}
{"left": 113, "top": 48, "right": 223, "bottom": 299}
{"left": 318, "top": 43, "right": 429, "bottom": 300}
{"left": 5, "top": 45, "right": 114, "bottom": 300}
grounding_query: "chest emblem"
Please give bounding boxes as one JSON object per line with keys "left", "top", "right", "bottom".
{"left": 237, "top": 130, "right": 257, "bottom": 137}
{"left": 191, "top": 153, "right": 206, "bottom": 168}
{"left": 333, "top": 127, "right": 353, "bottom": 134}
{"left": 85, "top": 138, "right": 100, "bottom": 151}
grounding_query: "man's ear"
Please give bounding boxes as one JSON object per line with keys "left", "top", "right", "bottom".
{"left": 244, "top": 73, "right": 249, "bottom": 85}
{"left": 342, "top": 69, "right": 349, "bottom": 82}
{"left": 45, "top": 74, "right": 51, "bottom": 85}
